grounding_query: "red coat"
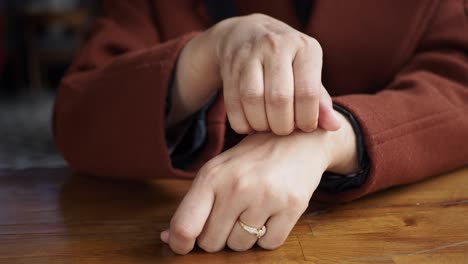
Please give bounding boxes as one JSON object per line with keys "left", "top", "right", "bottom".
{"left": 53, "top": 0, "right": 468, "bottom": 203}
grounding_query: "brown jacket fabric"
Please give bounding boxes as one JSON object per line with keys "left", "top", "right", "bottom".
{"left": 54, "top": 0, "right": 468, "bottom": 203}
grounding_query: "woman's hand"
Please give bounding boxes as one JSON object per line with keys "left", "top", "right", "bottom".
{"left": 168, "top": 14, "right": 340, "bottom": 134}
{"left": 161, "top": 112, "right": 358, "bottom": 254}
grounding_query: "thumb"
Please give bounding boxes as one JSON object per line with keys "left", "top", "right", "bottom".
{"left": 160, "top": 229, "right": 170, "bottom": 244}
{"left": 318, "top": 85, "right": 341, "bottom": 131}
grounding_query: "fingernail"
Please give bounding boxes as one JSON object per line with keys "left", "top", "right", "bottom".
{"left": 160, "top": 229, "right": 169, "bottom": 243}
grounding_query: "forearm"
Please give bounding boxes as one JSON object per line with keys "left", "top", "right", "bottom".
{"left": 165, "top": 31, "right": 221, "bottom": 128}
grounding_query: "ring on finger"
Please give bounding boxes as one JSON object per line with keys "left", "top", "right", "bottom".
{"left": 238, "top": 220, "right": 267, "bottom": 238}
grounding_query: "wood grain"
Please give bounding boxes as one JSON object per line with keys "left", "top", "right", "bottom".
{"left": 0, "top": 167, "right": 466, "bottom": 264}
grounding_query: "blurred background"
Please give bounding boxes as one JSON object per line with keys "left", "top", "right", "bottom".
{"left": 0, "top": 0, "right": 100, "bottom": 169}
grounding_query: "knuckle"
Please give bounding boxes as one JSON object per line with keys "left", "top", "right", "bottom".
{"left": 297, "top": 35, "right": 309, "bottom": 47}
{"left": 230, "top": 122, "right": 252, "bottom": 134}
{"left": 229, "top": 47, "right": 252, "bottom": 72}
{"left": 236, "top": 43, "right": 253, "bottom": 57}
{"left": 227, "top": 240, "right": 251, "bottom": 252}
{"left": 224, "top": 97, "right": 241, "bottom": 111}
{"left": 170, "top": 222, "right": 197, "bottom": 242}
{"left": 201, "top": 159, "right": 218, "bottom": 174}
{"left": 305, "top": 37, "right": 323, "bottom": 54}
{"left": 260, "top": 32, "right": 282, "bottom": 53}
{"left": 298, "top": 121, "right": 318, "bottom": 132}
{"left": 197, "top": 238, "right": 223, "bottom": 253}
{"left": 198, "top": 163, "right": 219, "bottom": 183}
{"left": 247, "top": 116, "right": 269, "bottom": 132}
{"left": 230, "top": 55, "right": 244, "bottom": 73}
{"left": 261, "top": 185, "right": 287, "bottom": 208}
{"left": 219, "top": 49, "right": 236, "bottom": 72}
{"left": 230, "top": 173, "right": 252, "bottom": 195}
{"left": 248, "top": 13, "right": 268, "bottom": 20}
{"left": 240, "top": 87, "right": 264, "bottom": 105}
{"left": 267, "top": 91, "right": 292, "bottom": 107}
{"left": 271, "top": 123, "right": 294, "bottom": 136}
{"left": 252, "top": 123, "right": 269, "bottom": 132}
{"left": 171, "top": 246, "right": 191, "bottom": 255}
{"left": 201, "top": 156, "right": 222, "bottom": 173}
{"left": 295, "top": 85, "right": 320, "bottom": 101}
{"left": 262, "top": 182, "right": 281, "bottom": 200}
{"left": 287, "top": 192, "right": 309, "bottom": 212}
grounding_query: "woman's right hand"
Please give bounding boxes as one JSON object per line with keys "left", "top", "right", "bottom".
{"left": 169, "top": 14, "right": 340, "bottom": 135}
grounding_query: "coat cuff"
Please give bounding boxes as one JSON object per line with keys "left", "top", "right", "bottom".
{"left": 318, "top": 103, "right": 371, "bottom": 193}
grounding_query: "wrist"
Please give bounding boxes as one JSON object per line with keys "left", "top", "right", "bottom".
{"left": 325, "top": 110, "right": 360, "bottom": 175}
{"left": 166, "top": 32, "right": 221, "bottom": 127}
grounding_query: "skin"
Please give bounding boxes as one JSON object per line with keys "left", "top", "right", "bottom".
{"left": 166, "top": 14, "right": 341, "bottom": 134}
{"left": 161, "top": 112, "right": 358, "bottom": 254}
{"left": 163, "top": 14, "right": 359, "bottom": 254}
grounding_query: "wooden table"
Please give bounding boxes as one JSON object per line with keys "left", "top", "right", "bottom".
{"left": 0, "top": 167, "right": 467, "bottom": 264}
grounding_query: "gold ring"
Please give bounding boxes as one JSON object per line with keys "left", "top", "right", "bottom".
{"left": 238, "top": 220, "right": 267, "bottom": 238}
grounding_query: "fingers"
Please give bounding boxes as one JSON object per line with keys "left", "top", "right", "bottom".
{"left": 196, "top": 193, "right": 244, "bottom": 253}
{"left": 239, "top": 59, "right": 269, "bottom": 132}
{"left": 264, "top": 54, "right": 295, "bottom": 135}
{"left": 293, "top": 45, "right": 321, "bottom": 132}
{"left": 167, "top": 184, "right": 215, "bottom": 255}
{"left": 257, "top": 211, "right": 302, "bottom": 250}
{"left": 223, "top": 63, "right": 252, "bottom": 134}
{"left": 223, "top": 37, "right": 332, "bottom": 135}
{"left": 226, "top": 207, "right": 270, "bottom": 251}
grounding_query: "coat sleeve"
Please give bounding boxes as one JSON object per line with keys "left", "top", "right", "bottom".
{"left": 315, "top": 0, "right": 468, "bottom": 203}
{"left": 53, "top": 0, "right": 227, "bottom": 180}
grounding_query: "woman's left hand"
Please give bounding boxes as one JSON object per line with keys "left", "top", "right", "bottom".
{"left": 161, "top": 112, "right": 358, "bottom": 254}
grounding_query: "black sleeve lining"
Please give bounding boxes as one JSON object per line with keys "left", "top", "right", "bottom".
{"left": 318, "top": 104, "right": 371, "bottom": 193}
